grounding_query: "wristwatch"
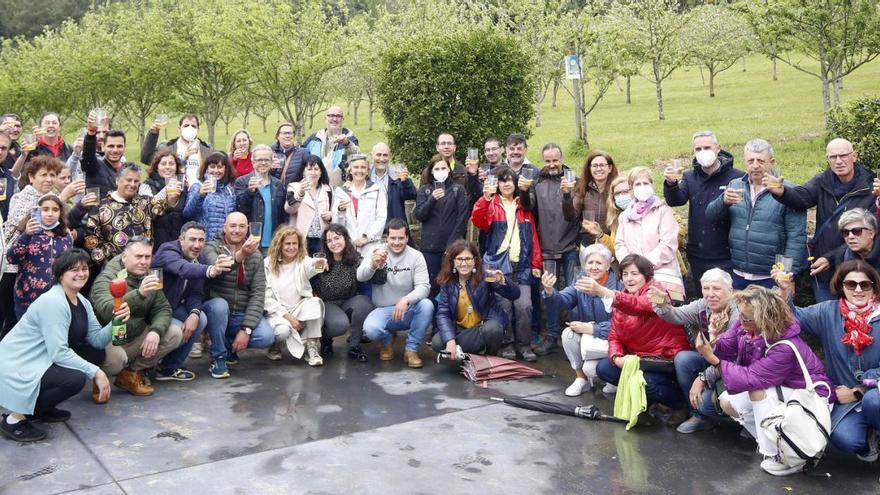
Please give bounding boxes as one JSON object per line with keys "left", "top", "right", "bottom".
{"left": 854, "top": 388, "right": 864, "bottom": 401}
{"left": 242, "top": 327, "right": 252, "bottom": 336}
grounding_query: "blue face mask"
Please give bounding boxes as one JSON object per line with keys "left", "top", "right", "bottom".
{"left": 614, "top": 195, "right": 632, "bottom": 210}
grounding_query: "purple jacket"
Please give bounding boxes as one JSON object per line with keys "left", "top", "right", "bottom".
{"left": 714, "top": 319, "right": 835, "bottom": 400}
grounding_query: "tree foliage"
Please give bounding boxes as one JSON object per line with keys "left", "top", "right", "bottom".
{"left": 377, "top": 27, "right": 535, "bottom": 173}
{"left": 829, "top": 96, "right": 880, "bottom": 172}
{"left": 686, "top": 4, "right": 754, "bottom": 97}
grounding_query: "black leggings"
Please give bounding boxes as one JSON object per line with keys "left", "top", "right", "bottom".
{"left": 34, "top": 365, "right": 87, "bottom": 415}
{"left": 0, "top": 272, "right": 18, "bottom": 339}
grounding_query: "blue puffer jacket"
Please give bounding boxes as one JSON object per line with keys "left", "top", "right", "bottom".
{"left": 663, "top": 150, "right": 746, "bottom": 262}
{"left": 182, "top": 180, "right": 236, "bottom": 240}
{"left": 706, "top": 177, "right": 806, "bottom": 275}
{"left": 543, "top": 271, "right": 622, "bottom": 340}
{"left": 435, "top": 274, "right": 521, "bottom": 344}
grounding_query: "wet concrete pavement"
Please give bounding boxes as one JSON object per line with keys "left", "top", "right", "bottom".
{"left": 1, "top": 341, "right": 878, "bottom": 494}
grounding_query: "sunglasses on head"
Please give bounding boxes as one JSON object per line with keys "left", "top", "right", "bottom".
{"left": 843, "top": 279, "right": 875, "bottom": 291}
{"left": 841, "top": 227, "right": 871, "bottom": 237}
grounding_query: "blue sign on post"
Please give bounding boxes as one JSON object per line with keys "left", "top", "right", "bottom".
{"left": 565, "top": 54, "right": 582, "bottom": 80}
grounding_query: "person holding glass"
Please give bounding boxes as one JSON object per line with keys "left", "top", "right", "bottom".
{"left": 472, "top": 167, "right": 542, "bottom": 362}
{"left": 414, "top": 154, "right": 470, "bottom": 299}
{"left": 263, "top": 227, "right": 325, "bottom": 366}
{"left": 542, "top": 244, "right": 622, "bottom": 397}
{"left": 140, "top": 150, "right": 187, "bottom": 250}
{"left": 7, "top": 194, "right": 73, "bottom": 319}
{"left": 809, "top": 208, "right": 880, "bottom": 277}
{"left": 272, "top": 122, "right": 308, "bottom": 186}
{"left": 332, "top": 154, "right": 387, "bottom": 256}
{"left": 563, "top": 150, "right": 619, "bottom": 247}
{"left": 183, "top": 151, "right": 237, "bottom": 240}
{"left": 286, "top": 154, "right": 334, "bottom": 255}
{"left": 0, "top": 249, "right": 129, "bottom": 442}
{"left": 235, "top": 145, "right": 283, "bottom": 252}
{"left": 432, "top": 240, "right": 519, "bottom": 358}
{"left": 228, "top": 129, "right": 254, "bottom": 178}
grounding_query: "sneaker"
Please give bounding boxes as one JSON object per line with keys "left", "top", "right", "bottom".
{"left": 500, "top": 347, "right": 517, "bottom": 360}
{"left": 210, "top": 359, "right": 230, "bottom": 379}
{"left": 1, "top": 415, "right": 46, "bottom": 443}
{"left": 857, "top": 429, "right": 879, "bottom": 462}
{"left": 760, "top": 454, "right": 805, "bottom": 476}
{"left": 565, "top": 377, "right": 589, "bottom": 397}
{"left": 188, "top": 342, "right": 203, "bottom": 359}
{"left": 226, "top": 353, "right": 239, "bottom": 366}
{"left": 27, "top": 407, "right": 71, "bottom": 423}
{"left": 534, "top": 339, "right": 558, "bottom": 356}
{"left": 154, "top": 368, "right": 196, "bottom": 382}
{"left": 320, "top": 337, "right": 334, "bottom": 357}
{"left": 306, "top": 339, "right": 323, "bottom": 367}
{"left": 348, "top": 345, "right": 368, "bottom": 363}
{"left": 519, "top": 348, "right": 537, "bottom": 362}
{"left": 266, "top": 345, "right": 283, "bottom": 361}
{"left": 676, "top": 415, "right": 714, "bottom": 434}
{"left": 602, "top": 383, "right": 618, "bottom": 395}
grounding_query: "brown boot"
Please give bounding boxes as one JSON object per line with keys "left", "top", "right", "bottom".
{"left": 92, "top": 382, "right": 108, "bottom": 404}
{"left": 404, "top": 350, "right": 423, "bottom": 369}
{"left": 379, "top": 344, "right": 394, "bottom": 361}
{"left": 115, "top": 368, "right": 154, "bottom": 396}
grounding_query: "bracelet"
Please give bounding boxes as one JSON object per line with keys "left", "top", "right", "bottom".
{"left": 189, "top": 309, "right": 201, "bottom": 317}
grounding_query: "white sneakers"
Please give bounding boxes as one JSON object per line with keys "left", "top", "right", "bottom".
{"left": 565, "top": 378, "right": 590, "bottom": 397}
{"left": 188, "top": 342, "right": 203, "bottom": 359}
{"left": 760, "top": 454, "right": 806, "bottom": 476}
{"left": 602, "top": 383, "right": 618, "bottom": 394}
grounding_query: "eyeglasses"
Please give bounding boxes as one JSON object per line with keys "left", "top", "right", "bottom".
{"left": 253, "top": 158, "right": 272, "bottom": 164}
{"left": 454, "top": 256, "right": 475, "bottom": 263}
{"left": 278, "top": 131, "right": 294, "bottom": 136}
{"left": 841, "top": 227, "right": 871, "bottom": 237}
{"left": 843, "top": 280, "right": 875, "bottom": 291}
{"left": 740, "top": 315, "right": 755, "bottom": 324}
{"left": 827, "top": 152, "right": 853, "bottom": 162}
{"left": 590, "top": 163, "right": 609, "bottom": 169}
{"left": 326, "top": 114, "right": 343, "bottom": 119}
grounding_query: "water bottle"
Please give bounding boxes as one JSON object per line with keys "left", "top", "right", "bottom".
{"left": 185, "top": 155, "right": 200, "bottom": 186}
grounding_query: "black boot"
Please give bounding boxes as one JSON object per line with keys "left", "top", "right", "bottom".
{"left": 320, "top": 337, "right": 334, "bottom": 357}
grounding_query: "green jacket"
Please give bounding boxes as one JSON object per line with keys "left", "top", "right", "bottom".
{"left": 89, "top": 254, "right": 173, "bottom": 343}
{"left": 203, "top": 233, "right": 265, "bottom": 329}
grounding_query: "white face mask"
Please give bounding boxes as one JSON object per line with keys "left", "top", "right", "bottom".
{"left": 695, "top": 149, "right": 717, "bottom": 168}
{"left": 633, "top": 184, "right": 655, "bottom": 202}
{"left": 433, "top": 169, "right": 449, "bottom": 183}
{"left": 181, "top": 125, "right": 198, "bottom": 142}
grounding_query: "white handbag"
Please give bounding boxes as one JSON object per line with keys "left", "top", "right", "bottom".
{"left": 758, "top": 340, "right": 833, "bottom": 471}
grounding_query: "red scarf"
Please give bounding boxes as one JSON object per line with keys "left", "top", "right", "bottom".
{"left": 839, "top": 298, "right": 877, "bottom": 356}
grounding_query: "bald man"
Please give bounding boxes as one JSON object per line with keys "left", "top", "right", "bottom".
{"left": 768, "top": 137, "right": 876, "bottom": 301}
{"left": 201, "top": 212, "right": 273, "bottom": 378}
{"left": 303, "top": 105, "right": 360, "bottom": 187}
{"left": 370, "top": 142, "right": 416, "bottom": 221}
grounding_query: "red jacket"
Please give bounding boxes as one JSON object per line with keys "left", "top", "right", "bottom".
{"left": 607, "top": 283, "right": 690, "bottom": 360}
{"left": 472, "top": 195, "right": 542, "bottom": 284}
{"left": 233, "top": 153, "right": 253, "bottom": 178}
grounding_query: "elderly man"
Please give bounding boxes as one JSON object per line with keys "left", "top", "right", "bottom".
{"left": 706, "top": 139, "right": 806, "bottom": 289}
{"left": 523, "top": 143, "right": 581, "bottom": 356}
{"left": 91, "top": 238, "right": 179, "bottom": 398}
{"left": 141, "top": 113, "right": 212, "bottom": 167}
{"left": 663, "top": 131, "right": 745, "bottom": 296}
{"left": 202, "top": 212, "right": 273, "bottom": 378}
{"left": 370, "top": 142, "right": 415, "bottom": 222}
{"left": 303, "top": 106, "right": 360, "bottom": 186}
{"left": 767, "top": 138, "right": 875, "bottom": 301}
{"left": 77, "top": 163, "right": 176, "bottom": 266}
{"left": 811, "top": 208, "right": 880, "bottom": 276}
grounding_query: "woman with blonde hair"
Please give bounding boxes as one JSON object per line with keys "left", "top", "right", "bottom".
{"left": 613, "top": 166, "right": 685, "bottom": 301}
{"left": 263, "top": 226, "right": 325, "bottom": 366}
{"left": 228, "top": 129, "right": 253, "bottom": 177}
{"left": 696, "top": 285, "right": 833, "bottom": 476}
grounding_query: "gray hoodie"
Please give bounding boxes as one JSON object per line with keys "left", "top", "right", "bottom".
{"left": 357, "top": 245, "right": 430, "bottom": 307}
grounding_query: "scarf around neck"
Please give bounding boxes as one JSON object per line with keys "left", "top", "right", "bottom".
{"left": 839, "top": 298, "right": 877, "bottom": 356}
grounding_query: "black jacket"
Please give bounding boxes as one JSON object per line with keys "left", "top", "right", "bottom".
{"left": 663, "top": 150, "right": 746, "bottom": 261}
{"left": 80, "top": 132, "right": 119, "bottom": 196}
{"left": 414, "top": 179, "right": 470, "bottom": 252}
{"left": 144, "top": 173, "right": 187, "bottom": 251}
{"left": 140, "top": 131, "right": 212, "bottom": 166}
{"left": 151, "top": 240, "right": 208, "bottom": 314}
{"left": 234, "top": 173, "right": 285, "bottom": 235}
{"left": 386, "top": 177, "right": 417, "bottom": 221}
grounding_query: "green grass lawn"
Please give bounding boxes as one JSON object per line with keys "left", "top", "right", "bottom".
{"left": 124, "top": 54, "right": 879, "bottom": 186}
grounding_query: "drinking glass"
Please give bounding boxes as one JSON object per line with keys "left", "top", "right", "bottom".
{"left": 249, "top": 221, "right": 262, "bottom": 241}
{"left": 467, "top": 148, "right": 479, "bottom": 161}
{"left": 156, "top": 113, "right": 169, "bottom": 128}
{"left": 93, "top": 107, "right": 107, "bottom": 127}
{"left": 150, "top": 268, "right": 164, "bottom": 289}
{"left": 484, "top": 262, "right": 498, "bottom": 283}
{"left": 564, "top": 169, "right": 576, "bottom": 183}
{"left": 314, "top": 252, "right": 327, "bottom": 273}
{"left": 86, "top": 187, "right": 101, "bottom": 203}
{"left": 543, "top": 260, "right": 556, "bottom": 277}
{"left": 775, "top": 255, "right": 794, "bottom": 281}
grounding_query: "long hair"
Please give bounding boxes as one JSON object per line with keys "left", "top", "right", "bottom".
{"left": 148, "top": 148, "right": 183, "bottom": 177}
{"left": 227, "top": 129, "right": 252, "bottom": 157}
{"left": 733, "top": 285, "right": 793, "bottom": 341}
{"left": 575, "top": 150, "right": 618, "bottom": 197}
{"left": 199, "top": 151, "right": 235, "bottom": 183}
{"left": 322, "top": 223, "right": 358, "bottom": 268}
{"left": 37, "top": 194, "right": 69, "bottom": 236}
{"left": 420, "top": 154, "right": 448, "bottom": 185}
{"left": 830, "top": 260, "right": 880, "bottom": 300}
{"left": 605, "top": 176, "right": 630, "bottom": 230}
{"left": 291, "top": 154, "right": 330, "bottom": 186}
{"left": 436, "top": 240, "right": 483, "bottom": 288}
{"left": 267, "top": 226, "right": 305, "bottom": 276}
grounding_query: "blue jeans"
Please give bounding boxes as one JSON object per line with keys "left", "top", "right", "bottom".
{"left": 831, "top": 388, "right": 880, "bottom": 455}
{"left": 362, "top": 299, "right": 434, "bottom": 352}
{"left": 543, "top": 250, "right": 579, "bottom": 342}
{"left": 203, "top": 297, "right": 274, "bottom": 361}
{"left": 731, "top": 272, "right": 776, "bottom": 290}
{"left": 596, "top": 357, "right": 685, "bottom": 409}
{"left": 674, "top": 351, "right": 719, "bottom": 418}
{"left": 159, "top": 305, "right": 208, "bottom": 371}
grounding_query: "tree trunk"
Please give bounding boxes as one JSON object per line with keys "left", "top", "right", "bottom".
{"left": 572, "top": 79, "right": 586, "bottom": 146}
{"left": 352, "top": 100, "right": 360, "bottom": 126}
{"left": 821, "top": 77, "right": 833, "bottom": 131}
{"left": 261, "top": 116, "right": 268, "bottom": 133}
{"left": 368, "top": 98, "right": 374, "bottom": 131}
{"left": 772, "top": 56, "right": 777, "bottom": 81}
{"left": 709, "top": 68, "right": 715, "bottom": 98}
{"left": 626, "top": 76, "right": 631, "bottom": 104}
{"left": 242, "top": 108, "right": 249, "bottom": 128}
{"left": 741, "top": 57, "right": 746, "bottom": 72}
{"left": 534, "top": 90, "right": 542, "bottom": 128}
{"left": 551, "top": 78, "right": 560, "bottom": 108}
{"left": 653, "top": 59, "right": 665, "bottom": 121}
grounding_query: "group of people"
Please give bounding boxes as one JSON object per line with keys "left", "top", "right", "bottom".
{"left": 0, "top": 107, "right": 877, "bottom": 478}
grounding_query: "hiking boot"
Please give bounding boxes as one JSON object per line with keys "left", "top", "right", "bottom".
{"left": 760, "top": 454, "right": 805, "bottom": 476}
{"left": 1, "top": 415, "right": 46, "bottom": 443}
{"left": 266, "top": 344, "right": 283, "bottom": 361}
{"left": 306, "top": 339, "right": 324, "bottom": 367}
{"left": 320, "top": 337, "right": 334, "bottom": 357}
{"left": 676, "top": 415, "right": 714, "bottom": 434}
{"left": 154, "top": 368, "right": 196, "bottom": 381}
{"left": 348, "top": 345, "right": 368, "bottom": 363}
{"left": 28, "top": 407, "right": 71, "bottom": 423}
{"left": 404, "top": 350, "right": 423, "bottom": 368}
{"left": 534, "top": 339, "right": 558, "bottom": 356}
{"left": 379, "top": 344, "right": 394, "bottom": 361}
{"left": 92, "top": 382, "right": 108, "bottom": 404}
{"left": 115, "top": 368, "right": 154, "bottom": 396}
{"left": 210, "top": 359, "right": 230, "bottom": 379}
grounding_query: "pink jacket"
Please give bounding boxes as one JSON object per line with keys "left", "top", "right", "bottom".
{"left": 286, "top": 182, "right": 333, "bottom": 238}
{"left": 614, "top": 199, "right": 684, "bottom": 297}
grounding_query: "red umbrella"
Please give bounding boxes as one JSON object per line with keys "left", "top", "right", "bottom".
{"left": 460, "top": 353, "right": 544, "bottom": 385}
